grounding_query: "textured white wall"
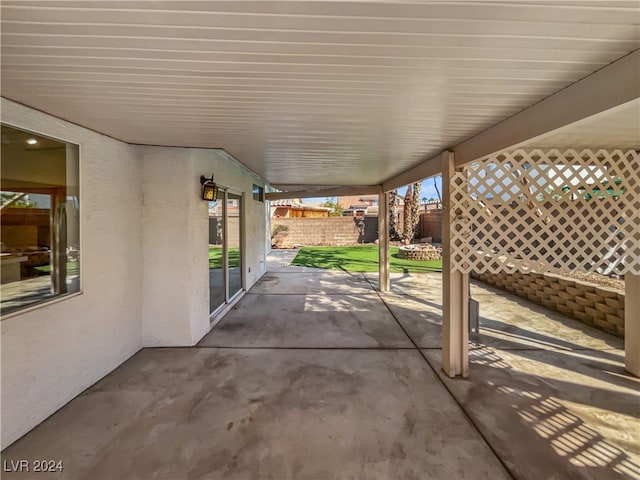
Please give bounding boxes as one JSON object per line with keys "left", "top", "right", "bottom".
{"left": 140, "top": 147, "right": 209, "bottom": 346}
{"left": 0, "top": 100, "right": 270, "bottom": 448}
{"left": 192, "top": 148, "right": 268, "bottom": 290}
{"left": 141, "top": 147, "right": 268, "bottom": 346}
{"left": 1, "top": 99, "right": 144, "bottom": 449}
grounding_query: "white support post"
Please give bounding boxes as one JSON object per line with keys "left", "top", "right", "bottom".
{"left": 625, "top": 274, "right": 640, "bottom": 377}
{"left": 378, "top": 192, "right": 390, "bottom": 292}
{"left": 441, "top": 151, "right": 470, "bottom": 377}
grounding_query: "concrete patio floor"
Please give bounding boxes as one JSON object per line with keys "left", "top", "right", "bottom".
{"left": 2, "top": 254, "right": 638, "bottom": 480}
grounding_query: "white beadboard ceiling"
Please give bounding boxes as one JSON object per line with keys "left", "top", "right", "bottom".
{"left": 1, "top": 1, "right": 639, "bottom": 186}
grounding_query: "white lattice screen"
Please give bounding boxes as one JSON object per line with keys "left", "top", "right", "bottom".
{"left": 450, "top": 149, "right": 640, "bottom": 275}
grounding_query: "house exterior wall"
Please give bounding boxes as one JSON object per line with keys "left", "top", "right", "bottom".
{"left": 0, "top": 99, "right": 270, "bottom": 448}
{"left": 141, "top": 147, "right": 269, "bottom": 346}
{"left": 192, "top": 149, "right": 268, "bottom": 293}
{"left": 1, "top": 98, "right": 144, "bottom": 449}
{"left": 140, "top": 146, "right": 205, "bottom": 346}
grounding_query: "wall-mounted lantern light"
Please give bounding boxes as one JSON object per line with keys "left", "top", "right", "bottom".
{"left": 200, "top": 174, "right": 219, "bottom": 201}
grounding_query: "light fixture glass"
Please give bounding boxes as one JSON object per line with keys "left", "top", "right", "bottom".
{"left": 200, "top": 175, "right": 218, "bottom": 201}
{"left": 26, "top": 138, "right": 38, "bottom": 145}
{"left": 202, "top": 182, "right": 218, "bottom": 201}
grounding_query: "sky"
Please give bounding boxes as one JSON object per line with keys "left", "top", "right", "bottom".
{"left": 396, "top": 176, "right": 442, "bottom": 201}
{"left": 303, "top": 175, "right": 443, "bottom": 204}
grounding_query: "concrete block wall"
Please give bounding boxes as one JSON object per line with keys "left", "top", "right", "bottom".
{"left": 418, "top": 211, "right": 443, "bottom": 243}
{"left": 471, "top": 271, "right": 625, "bottom": 337}
{"left": 208, "top": 217, "right": 240, "bottom": 248}
{"left": 272, "top": 217, "right": 378, "bottom": 247}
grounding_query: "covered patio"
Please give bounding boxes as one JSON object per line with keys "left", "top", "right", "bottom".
{"left": 3, "top": 255, "right": 637, "bottom": 479}
{"left": 1, "top": 2, "right": 639, "bottom": 477}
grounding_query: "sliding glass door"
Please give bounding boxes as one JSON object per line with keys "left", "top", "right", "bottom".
{"left": 227, "top": 192, "right": 242, "bottom": 299}
{"left": 208, "top": 197, "right": 225, "bottom": 313}
{"left": 208, "top": 189, "right": 243, "bottom": 317}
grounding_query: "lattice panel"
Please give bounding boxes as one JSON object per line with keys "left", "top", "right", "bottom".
{"left": 450, "top": 149, "right": 640, "bottom": 275}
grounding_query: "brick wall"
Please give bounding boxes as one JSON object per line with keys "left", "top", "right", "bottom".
{"left": 272, "top": 217, "right": 378, "bottom": 247}
{"left": 208, "top": 216, "right": 240, "bottom": 248}
{"left": 472, "top": 271, "right": 625, "bottom": 337}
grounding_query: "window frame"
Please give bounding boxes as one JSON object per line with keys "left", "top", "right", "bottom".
{"left": 0, "top": 122, "right": 83, "bottom": 319}
{"left": 252, "top": 183, "right": 264, "bottom": 202}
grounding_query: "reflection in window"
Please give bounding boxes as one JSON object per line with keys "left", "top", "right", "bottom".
{"left": 208, "top": 199, "right": 225, "bottom": 313}
{"left": 252, "top": 184, "right": 264, "bottom": 202}
{"left": 1, "top": 125, "right": 80, "bottom": 315}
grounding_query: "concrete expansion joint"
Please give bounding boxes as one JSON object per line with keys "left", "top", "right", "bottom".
{"left": 361, "top": 274, "right": 517, "bottom": 480}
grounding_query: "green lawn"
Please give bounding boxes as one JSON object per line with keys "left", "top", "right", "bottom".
{"left": 33, "top": 261, "right": 80, "bottom": 275}
{"left": 209, "top": 246, "right": 240, "bottom": 269}
{"left": 291, "top": 245, "right": 442, "bottom": 273}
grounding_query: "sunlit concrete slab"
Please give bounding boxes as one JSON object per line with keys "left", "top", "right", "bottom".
{"left": 365, "top": 272, "right": 443, "bottom": 298}
{"left": 365, "top": 272, "right": 622, "bottom": 352}
{"left": 249, "top": 271, "right": 374, "bottom": 295}
{"left": 471, "top": 282, "right": 624, "bottom": 351}
{"left": 365, "top": 272, "right": 446, "bottom": 348}
{"left": 1, "top": 348, "right": 511, "bottom": 480}
{"left": 423, "top": 347, "right": 640, "bottom": 480}
{"left": 3, "top": 268, "right": 634, "bottom": 480}
{"left": 199, "top": 293, "right": 413, "bottom": 348}
{"left": 381, "top": 292, "right": 443, "bottom": 348}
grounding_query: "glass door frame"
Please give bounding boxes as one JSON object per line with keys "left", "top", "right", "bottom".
{"left": 209, "top": 187, "right": 245, "bottom": 320}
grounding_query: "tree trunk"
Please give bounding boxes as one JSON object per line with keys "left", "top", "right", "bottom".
{"left": 411, "top": 182, "right": 422, "bottom": 239}
{"left": 403, "top": 187, "right": 414, "bottom": 242}
{"left": 388, "top": 190, "right": 400, "bottom": 240}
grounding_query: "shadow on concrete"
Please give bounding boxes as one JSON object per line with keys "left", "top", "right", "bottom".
{"left": 478, "top": 318, "right": 624, "bottom": 360}
{"left": 457, "top": 346, "right": 640, "bottom": 480}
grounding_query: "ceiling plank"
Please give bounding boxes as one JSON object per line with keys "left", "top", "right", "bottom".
{"left": 453, "top": 49, "right": 640, "bottom": 166}
{"left": 382, "top": 154, "right": 442, "bottom": 192}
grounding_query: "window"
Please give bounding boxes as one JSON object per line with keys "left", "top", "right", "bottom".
{"left": 1, "top": 125, "right": 80, "bottom": 315}
{"left": 252, "top": 184, "right": 264, "bottom": 202}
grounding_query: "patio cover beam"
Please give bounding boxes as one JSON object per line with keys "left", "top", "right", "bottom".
{"left": 626, "top": 274, "right": 640, "bottom": 377}
{"left": 454, "top": 49, "right": 640, "bottom": 166}
{"left": 441, "top": 150, "right": 469, "bottom": 378}
{"left": 378, "top": 192, "right": 390, "bottom": 292}
{"left": 266, "top": 185, "right": 381, "bottom": 200}
{"left": 381, "top": 49, "right": 639, "bottom": 191}
{"left": 382, "top": 154, "right": 442, "bottom": 192}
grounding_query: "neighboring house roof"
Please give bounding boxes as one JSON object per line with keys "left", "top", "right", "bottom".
{"left": 270, "top": 199, "right": 330, "bottom": 211}
{"left": 270, "top": 199, "right": 301, "bottom": 207}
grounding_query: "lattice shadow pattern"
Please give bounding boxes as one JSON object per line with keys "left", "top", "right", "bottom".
{"left": 450, "top": 149, "right": 640, "bottom": 275}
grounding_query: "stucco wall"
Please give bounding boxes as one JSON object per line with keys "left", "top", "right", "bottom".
{"left": 1, "top": 98, "right": 144, "bottom": 449}
{"left": 192, "top": 149, "right": 268, "bottom": 291}
{"left": 139, "top": 147, "right": 205, "bottom": 346}
{"left": 1, "top": 100, "right": 270, "bottom": 449}
{"left": 141, "top": 147, "right": 268, "bottom": 346}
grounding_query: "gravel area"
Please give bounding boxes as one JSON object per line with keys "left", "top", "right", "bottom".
{"left": 559, "top": 271, "right": 625, "bottom": 290}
